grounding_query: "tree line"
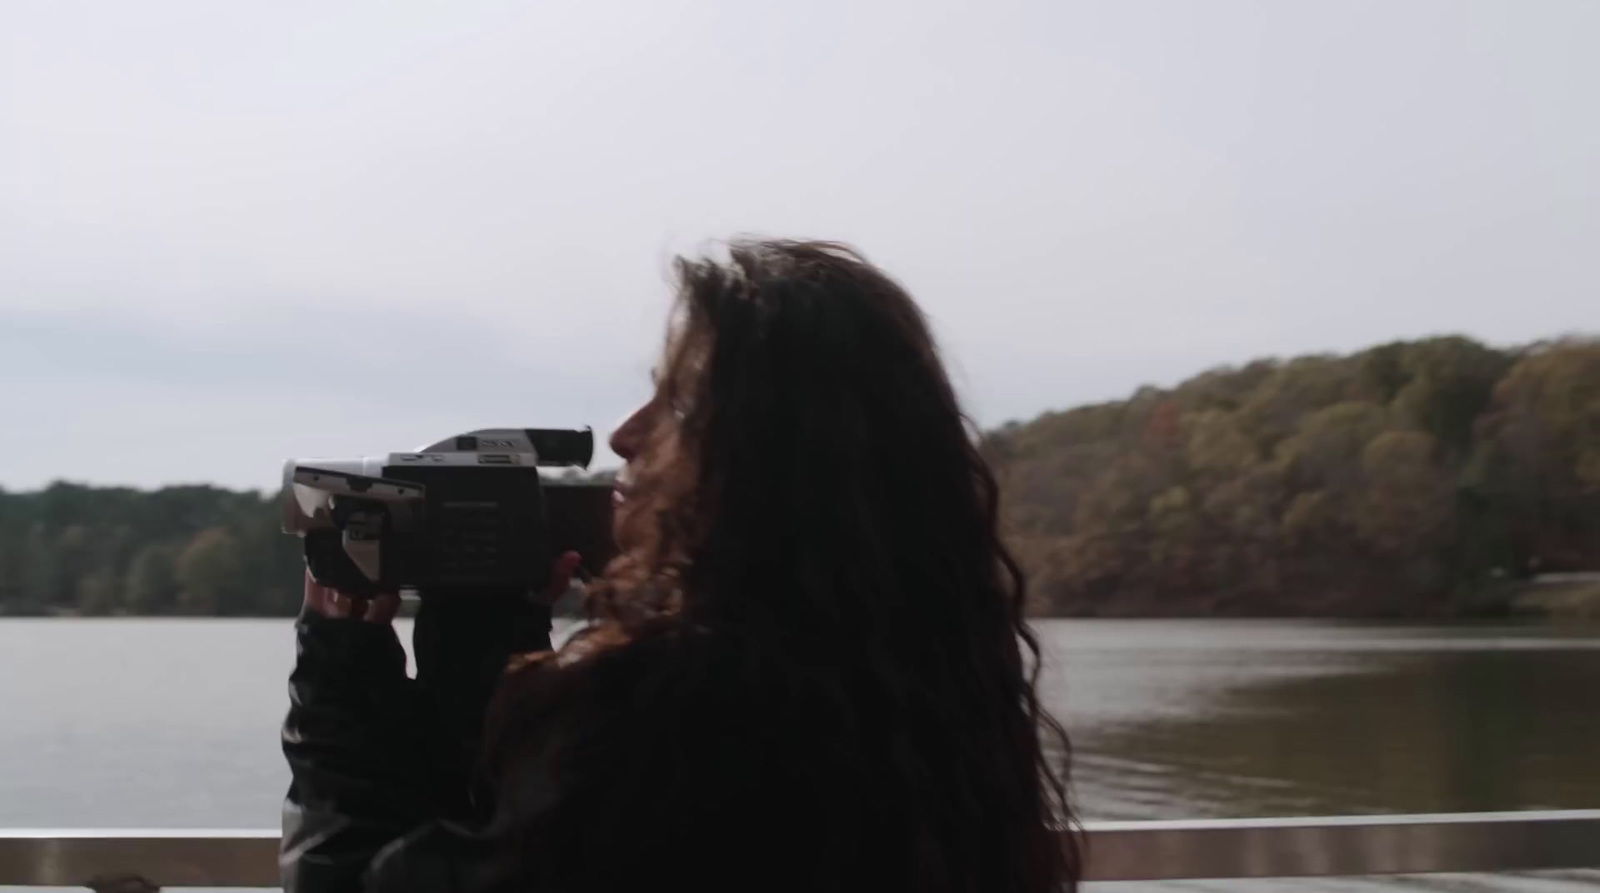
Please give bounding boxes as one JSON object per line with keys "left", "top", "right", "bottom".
{"left": 0, "top": 485, "right": 302, "bottom": 616}
{"left": 985, "top": 336, "right": 1600, "bottom": 616}
{"left": 0, "top": 470, "right": 615, "bottom": 617}
{"left": 1, "top": 335, "right": 1595, "bottom": 617}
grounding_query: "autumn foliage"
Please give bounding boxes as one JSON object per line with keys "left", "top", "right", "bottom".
{"left": 1, "top": 336, "right": 1595, "bottom": 617}
{"left": 987, "top": 336, "right": 1600, "bottom": 616}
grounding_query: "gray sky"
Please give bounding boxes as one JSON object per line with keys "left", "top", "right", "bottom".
{"left": 2, "top": 0, "right": 1595, "bottom": 491}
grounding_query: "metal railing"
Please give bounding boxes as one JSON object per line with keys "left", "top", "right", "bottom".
{"left": 1, "top": 810, "right": 1596, "bottom": 887}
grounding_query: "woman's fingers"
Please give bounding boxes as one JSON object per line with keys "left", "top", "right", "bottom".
{"left": 304, "top": 572, "right": 335, "bottom": 615}
{"left": 307, "top": 557, "right": 574, "bottom": 616}
{"left": 366, "top": 593, "right": 402, "bottom": 624}
{"left": 302, "top": 570, "right": 398, "bottom": 623}
{"left": 542, "top": 551, "right": 583, "bottom": 604}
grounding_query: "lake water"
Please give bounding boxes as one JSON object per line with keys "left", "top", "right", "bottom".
{"left": 1, "top": 618, "right": 1597, "bottom": 891}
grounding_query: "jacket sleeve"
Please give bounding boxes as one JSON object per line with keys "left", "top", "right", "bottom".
{"left": 280, "top": 596, "right": 553, "bottom": 893}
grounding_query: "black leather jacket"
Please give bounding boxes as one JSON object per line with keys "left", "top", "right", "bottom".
{"left": 281, "top": 594, "right": 1008, "bottom": 893}
{"left": 281, "top": 595, "right": 552, "bottom": 893}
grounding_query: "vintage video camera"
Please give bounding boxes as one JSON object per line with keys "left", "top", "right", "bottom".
{"left": 281, "top": 428, "right": 615, "bottom": 597}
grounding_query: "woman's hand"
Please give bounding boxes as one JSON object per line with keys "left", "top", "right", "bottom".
{"left": 539, "top": 551, "right": 584, "bottom": 607}
{"left": 303, "top": 574, "right": 401, "bottom": 624}
{"left": 302, "top": 551, "right": 582, "bottom": 621}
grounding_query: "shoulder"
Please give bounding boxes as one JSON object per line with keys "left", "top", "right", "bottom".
{"left": 481, "top": 624, "right": 751, "bottom": 877}
{"left": 511, "top": 621, "right": 715, "bottom": 696}
{"left": 486, "top": 622, "right": 726, "bottom": 764}
{"left": 481, "top": 624, "right": 846, "bottom": 889}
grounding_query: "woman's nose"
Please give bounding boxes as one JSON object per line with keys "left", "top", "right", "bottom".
{"left": 609, "top": 404, "right": 648, "bottom": 461}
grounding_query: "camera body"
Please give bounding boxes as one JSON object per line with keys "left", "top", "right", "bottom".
{"left": 281, "top": 428, "right": 614, "bottom": 597}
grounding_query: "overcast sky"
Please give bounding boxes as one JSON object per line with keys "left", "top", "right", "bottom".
{"left": 2, "top": 0, "right": 1595, "bottom": 491}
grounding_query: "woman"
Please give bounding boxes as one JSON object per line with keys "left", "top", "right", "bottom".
{"left": 282, "top": 240, "right": 1080, "bottom": 893}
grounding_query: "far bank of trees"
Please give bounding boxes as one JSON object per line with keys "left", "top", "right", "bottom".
{"left": 1, "top": 335, "right": 1595, "bottom": 618}
{"left": 0, "top": 470, "right": 614, "bottom": 617}
{"left": 986, "top": 336, "right": 1600, "bottom": 616}
{"left": 0, "top": 485, "right": 301, "bottom": 616}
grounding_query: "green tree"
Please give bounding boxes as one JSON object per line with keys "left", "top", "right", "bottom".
{"left": 1185, "top": 410, "right": 1257, "bottom": 478}
{"left": 124, "top": 544, "right": 180, "bottom": 614}
{"left": 76, "top": 569, "right": 120, "bottom": 616}
{"left": 0, "top": 534, "right": 27, "bottom": 611}
{"left": 1275, "top": 401, "right": 1390, "bottom": 493}
{"left": 1237, "top": 356, "right": 1363, "bottom": 451}
{"left": 175, "top": 528, "right": 247, "bottom": 615}
{"left": 20, "top": 525, "right": 60, "bottom": 613}
{"left": 1474, "top": 340, "right": 1600, "bottom": 572}
{"left": 1357, "top": 431, "right": 1452, "bottom": 554}
{"left": 1390, "top": 337, "right": 1510, "bottom": 456}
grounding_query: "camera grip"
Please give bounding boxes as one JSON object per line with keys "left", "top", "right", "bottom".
{"left": 303, "top": 529, "right": 384, "bottom": 597}
{"left": 411, "top": 589, "right": 552, "bottom": 803}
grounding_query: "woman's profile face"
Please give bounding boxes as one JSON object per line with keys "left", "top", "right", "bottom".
{"left": 608, "top": 391, "right": 664, "bottom": 513}
{"left": 609, "top": 398, "right": 653, "bottom": 464}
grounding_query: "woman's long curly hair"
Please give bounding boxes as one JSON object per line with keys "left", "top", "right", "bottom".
{"left": 556, "top": 240, "right": 1077, "bottom": 891}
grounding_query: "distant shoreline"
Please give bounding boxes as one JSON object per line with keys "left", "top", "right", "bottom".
{"left": 4, "top": 336, "right": 1596, "bottom": 622}
{"left": 8, "top": 576, "right": 1596, "bottom": 623}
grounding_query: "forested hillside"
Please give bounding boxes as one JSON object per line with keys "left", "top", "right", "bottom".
{"left": 985, "top": 336, "right": 1600, "bottom": 616}
{"left": 0, "top": 485, "right": 301, "bottom": 615}
{"left": 2, "top": 336, "right": 1595, "bottom": 617}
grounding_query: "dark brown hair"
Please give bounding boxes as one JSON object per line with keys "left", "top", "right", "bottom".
{"left": 502, "top": 240, "right": 1078, "bottom": 892}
